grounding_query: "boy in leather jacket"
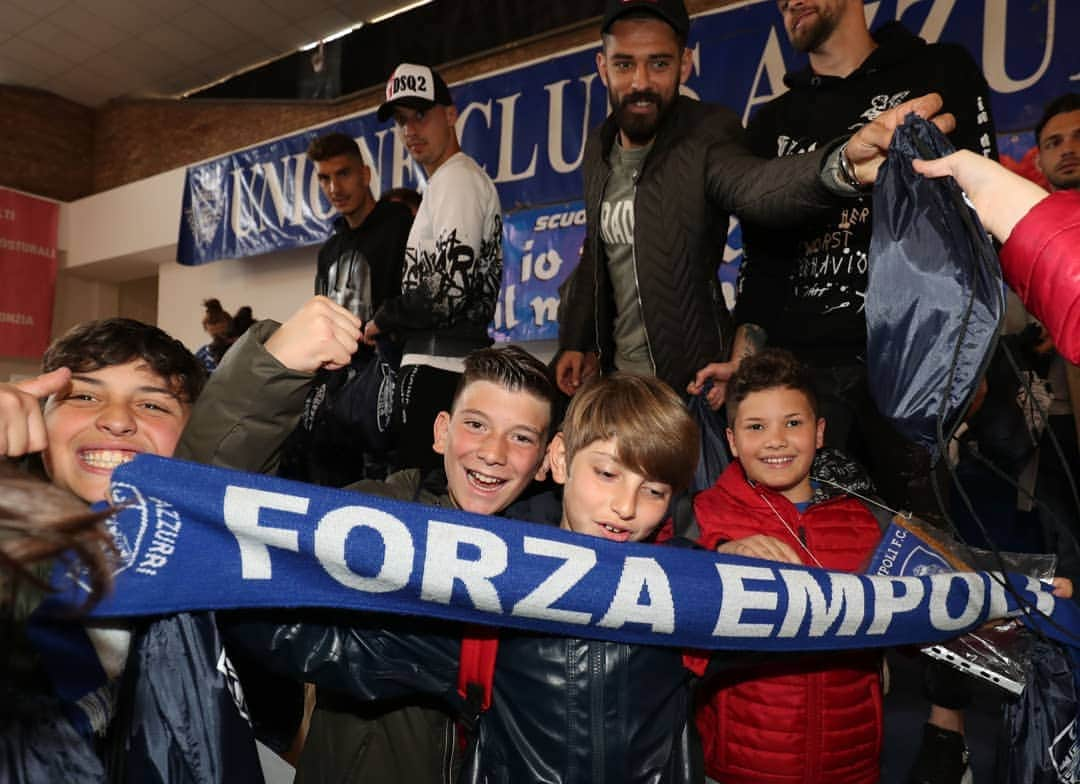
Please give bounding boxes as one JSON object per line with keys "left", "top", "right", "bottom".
{"left": 220, "top": 370, "right": 714, "bottom": 783}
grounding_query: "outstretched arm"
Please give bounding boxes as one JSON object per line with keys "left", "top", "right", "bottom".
{"left": 840, "top": 92, "right": 957, "bottom": 188}
{"left": 912, "top": 150, "right": 1047, "bottom": 242}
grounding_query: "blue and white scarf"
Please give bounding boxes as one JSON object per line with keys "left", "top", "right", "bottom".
{"left": 42, "top": 455, "right": 1079, "bottom": 655}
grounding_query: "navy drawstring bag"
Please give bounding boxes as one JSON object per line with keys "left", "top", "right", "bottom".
{"left": 997, "top": 638, "right": 1080, "bottom": 784}
{"left": 866, "top": 115, "right": 1004, "bottom": 464}
{"left": 688, "top": 385, "right": 729, "bottom": 495}
{"left": 280, "top": 337, "right": 400, "bottom": 486}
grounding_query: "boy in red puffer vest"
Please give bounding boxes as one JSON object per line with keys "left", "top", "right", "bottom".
{"left": 693, "top": 348, "right": 885, "bottom": 784}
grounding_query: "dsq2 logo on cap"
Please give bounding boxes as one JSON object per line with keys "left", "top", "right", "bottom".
{"left": 386, "top": 63, "right": 435, "bottom": 103}
{"left": 377, "top": 63, "right": 453, "bottom": 121}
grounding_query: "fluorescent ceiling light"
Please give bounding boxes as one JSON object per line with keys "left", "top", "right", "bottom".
{"left": 298, "top": 1, "right": 433, "bottom": 52}
{"left": 299, "top": 22, "right": 364, "bottom": 51}
{"left": 369, "top": 0, "right": 434, "bottom": 24}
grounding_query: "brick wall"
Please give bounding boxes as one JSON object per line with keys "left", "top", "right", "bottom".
{"left": 91, "top": 0, "right": 738, "bottom": 193}
{"left": 0, "top": 86, "right": 95, "bottom": 202}
{"left": 91, "top": 98, "right": 364, "bottom": 193}
{"left": 89, "top": 16, "right": 601, "bottom": 193}
{"left": 4, "top": 0, "right": 737, "bottom": 200}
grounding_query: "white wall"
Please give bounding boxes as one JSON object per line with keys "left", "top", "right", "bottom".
{"left": 60, "top": 165, "right": 318, "bottom": 353}
{"left": 62, "top": 169, "right": 185, "bottom": 271}
{"left": 158, "top": 245, "right": 316, "bottom": 351}
{"left": 60, "top": 166, "right": 557, "bottom": 362}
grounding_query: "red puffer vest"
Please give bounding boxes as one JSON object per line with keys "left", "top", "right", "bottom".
{"left": 693, "top": 461, "right": 884, "bottom": 784}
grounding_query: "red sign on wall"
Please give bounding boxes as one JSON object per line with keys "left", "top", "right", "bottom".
{"left": 0, "top": 188, "right": 59, "bottom": 358}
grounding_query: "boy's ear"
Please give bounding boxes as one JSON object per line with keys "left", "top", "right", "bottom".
{"left": 815, "top": 416, "right": 826, "bottom": 450}
{"left": 548, "top": 433, "right": 569, "bottom": 485}
{"left": 534, "top": 439, "right": 552, "bottom": 482}
{"left": 725, "top": 427, "right": 739, "bottom": 458}
{"left": 432, "top": 411, "right": 451, "bottom": 455}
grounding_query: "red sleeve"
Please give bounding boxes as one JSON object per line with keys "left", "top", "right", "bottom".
{"left": 1000, "top": 191, "right": 1080, "bottom": 364}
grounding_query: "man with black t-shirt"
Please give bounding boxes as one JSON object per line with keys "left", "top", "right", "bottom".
{"left": 309, "top": 132, "right": 413, "bottom": 322}
{"left": 688, "top": 3, "right": 996, "bottom": 783}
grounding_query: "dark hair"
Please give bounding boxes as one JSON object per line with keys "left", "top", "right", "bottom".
{"left": 1035, "top": 93, "right": 1080, "bottom": 145}
{"left": 307, "top": 132, "right": 363, "bottom": 162}
{"left": 0, "top": 465, "right": 115, "bottom": 611}
{"left": 561, "top": 373, "right": 699, "bottom": 494}
{"left": 725, "top": 348, "right": 819, "bottom": 422}
{"left": 381, "top": 187, "right": 422, "bottom": 213}
{"left": 230, "top": 306, "right": 255, "bottom": 339}
{"left": 452, "top": 345, "right": 558, "bottom": 435}
{"left": 202, "top": 298, "right": 232, "bottom": 329}
{"left": 43, "top": 318, "right": 206, "bottom": 404}
{"left": 601, "top": 9, "right": 687, "bottom": 51}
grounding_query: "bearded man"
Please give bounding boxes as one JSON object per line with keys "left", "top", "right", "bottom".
{"left": 716, "top": 0, "right": 995, "bottom": 516}
{"left": 556, "top": 0, "right": 898, "bottom": 402}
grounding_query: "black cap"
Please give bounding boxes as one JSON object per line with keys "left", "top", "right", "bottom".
{"left": 377, "top": 63, "right": 453, "bottom": 122}
{"left": 601, "top": 0, "right": 690, "bottom": 39}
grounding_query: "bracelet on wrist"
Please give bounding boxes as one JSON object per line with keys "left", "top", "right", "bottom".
{"left": 838, "top": 141, "right": 865, "bottom": 190}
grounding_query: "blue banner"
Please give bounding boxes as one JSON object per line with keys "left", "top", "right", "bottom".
{"left": 48, "top": 456, "right": 1080, "bottom": 657}
{"left": 178, "top": 0, "right": 1079, "bottom": 335}
{"left": 492, "top": 202, "right": 585, "bottom": 342}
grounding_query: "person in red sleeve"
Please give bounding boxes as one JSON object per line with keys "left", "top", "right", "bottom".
{"left": 914, "top": 144, "right": 1080, "bottom": 366}
{"left": 692, "top": 348, "right": 886, "bottom": 784}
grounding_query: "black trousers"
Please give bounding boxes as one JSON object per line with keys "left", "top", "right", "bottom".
{"left": 810, "top": 363, "right": 945, "bottom": 520}
{"left": 392, "top": 364, "right": 462, "bottom": 473}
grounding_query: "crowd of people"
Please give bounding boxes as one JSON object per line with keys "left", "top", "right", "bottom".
{"left": 2, "top": 0, "right": 1079, "bottom": 782}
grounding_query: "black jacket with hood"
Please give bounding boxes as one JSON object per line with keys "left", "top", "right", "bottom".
{"left": 314, "top": 198, "right": 413, "bottom": 322}
{"left": 735, "top": 22, "right": 998, "bottom": 367}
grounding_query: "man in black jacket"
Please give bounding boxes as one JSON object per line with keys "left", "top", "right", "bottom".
{"left": 555, "top": 0, "right": 933, "bottom": 403}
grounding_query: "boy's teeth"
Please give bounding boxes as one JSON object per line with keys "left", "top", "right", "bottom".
{"left": 468, "top": 470, "right": 502, "bottom": 486}
{"left": 82, "top": 450, "right": 134, "bottom": 469}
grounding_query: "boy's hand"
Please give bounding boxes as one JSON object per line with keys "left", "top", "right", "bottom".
{"left": 717, "top": 534, "right": 802, "bottom": 564}
{"left": 1052, "top": 577, "right": 1074, "bottom": 600}
{"left": 555, "top": 350, "right": 599, "bottom": 396}
{"left": 362, "top": 320, "right": 381, "bottom": 346}
{"left": 688, "top": 361, "right": 736, "bottom": 411}
{"left": 0, "top": 367, "right": 71, "bottom": 457}
{"left": 266, "top": 296, "right": 362, "bottom": 373}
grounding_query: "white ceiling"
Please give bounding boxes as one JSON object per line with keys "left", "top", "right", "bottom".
{"left": 0, "top": 0, "right": 421, "bottom": 107}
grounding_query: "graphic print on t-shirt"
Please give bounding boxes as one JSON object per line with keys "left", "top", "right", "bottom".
{"left": 768, "top": 91, "right": 911, "bottom": 321}
{"left": 402, "top": 216, "right": 502, "bottom": 325}
{"left": 600, "top": 198, "right": 635, "bottom": 245}
{"left": 326, "top": 249, "right": 373, "bottom": 321}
